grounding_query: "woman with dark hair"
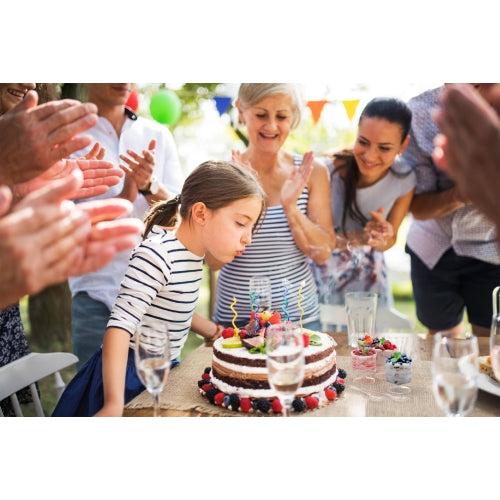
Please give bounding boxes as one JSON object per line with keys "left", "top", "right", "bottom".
{"left": 311, "top": 97, "right": 415, "bottom": 309}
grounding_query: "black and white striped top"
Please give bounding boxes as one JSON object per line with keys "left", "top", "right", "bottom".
{"left": 107, "top": 227, "right": 204, "bottom": 360}
{"left": 213, "top": 188, "right": 321, "bottom": 327}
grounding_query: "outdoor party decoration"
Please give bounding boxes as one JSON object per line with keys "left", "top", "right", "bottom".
{"left": 221, "top": 297, "right": 242, "bottom": 348}
{"left": 126, "top": 88, "right": 139, "bottom": 112}
{"left": 282, "top": 279, "right": 290, "bottom": 321}
{"left": 230, "top": 297, "right": 239, "bottom": 333}
{"left": 302, "top": 98, "right": 361, "bottom": 125}
{"left": 306, "top": 100, "right": 328, "bottom": 125}
{"left": 150, "top": 90, "right": 182, "bottom": 125}
{"left": 342, "top": 99, "right": 360, "bottom": 121}
{"left": 297, "top": 280, "right": 306, "bottom": 329}
{"left": 213, "top": 95, "right": 232, "bottom": 116}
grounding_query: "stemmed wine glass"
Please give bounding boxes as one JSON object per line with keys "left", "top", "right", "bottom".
{"left": 249, "top": 276, "right": 272, "bottom": 312}
{"left": 490, "top": 314, "right": 500, "bottom": 381}
{"left": 266, "top": 321, "right": 305, "bottom": 417}
{"left": 134, "top": 320, "right": 170, "bottom": 417}
{"left": 431, "top": 332, "right": 479, "bottom": 417}
{"left": 490, "top": 286, "right": 500, "bottom": 381}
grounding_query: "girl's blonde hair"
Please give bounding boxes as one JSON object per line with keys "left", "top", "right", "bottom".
{"left": 143, "top": 160, "right": 266, "bottom": 237}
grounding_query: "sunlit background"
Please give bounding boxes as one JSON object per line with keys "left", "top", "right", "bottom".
{"left": 134, "top": 82, "right": 443, "bottom": 175}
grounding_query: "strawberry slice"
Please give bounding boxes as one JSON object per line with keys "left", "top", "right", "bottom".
{"left": 267, "top": 311, "right": 281, "bottom": 324}
{"left": 221, "top": 327, "right": 235, "bottom": 339}
{"left": 302, "top": 332, "right": 310, "bottom": 348}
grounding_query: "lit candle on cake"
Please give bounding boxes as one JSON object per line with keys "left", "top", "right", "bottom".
{"left": 221, "top": 296, "right": 243, "bottom": 348}
{"left": 282, "top": 279, "right": 290, "bottom": 321}
{"left": 297, "top": 280, "right": 305, "bottom": 329}
{"left": 230, "top": 296, "right": 239, "bottom": 337}
{"left": 250, "top": 290, "right": 256, "bottom": 314}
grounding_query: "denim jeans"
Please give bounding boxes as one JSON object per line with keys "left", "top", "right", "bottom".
{"left": 71, "top": 292, "right": 111, "bottom": 370}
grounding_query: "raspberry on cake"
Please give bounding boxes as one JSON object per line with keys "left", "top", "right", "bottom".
{"left": 198, "top": 310, "right": 346, "bottom": 414}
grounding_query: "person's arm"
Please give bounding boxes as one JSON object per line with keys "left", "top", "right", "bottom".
{"left": 94, "top": 327, "right": 132, "bottom": 416}
{"left": 281, "top": 152, "right": 336, "bottom": 264}
{"left": 410, "top": 186, "right": 466, "bottom": 220}
{"left": 432, "top": 83, "right": 500, "bottom": 231}
{"left": 0, "top": 170, "right": 143, "bottom": 308}
{"left": 190, "top": 312, "right": 224, "bottom": 342}
{"left": 0, "top": 172, "right": 90, "bottom": 308}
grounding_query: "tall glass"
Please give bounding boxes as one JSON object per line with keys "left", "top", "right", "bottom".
{"left": 432, "top": 332, "right": 479, "bottom": 417}
{"left": 249, "top": 275, "right": 272, "bottom": 312}
{"left": 134, "top": 320, "right": 170, "bottom": 417}
{"left": 266, "top": 322, "right": 305, "bottom": 417}
{"left": 345, "top": 292, "right": 378, "bottom": 348}
{"left": 490, "top": 314, "right": 500, "bottom": 381}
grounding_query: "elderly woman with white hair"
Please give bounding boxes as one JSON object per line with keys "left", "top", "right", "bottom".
{"left": 209, "top": 83, "right": 336, "bottom": 331}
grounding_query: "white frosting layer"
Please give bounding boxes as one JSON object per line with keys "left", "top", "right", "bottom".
{"left": 211, "top": 331, "right": 338, "bottom": 399}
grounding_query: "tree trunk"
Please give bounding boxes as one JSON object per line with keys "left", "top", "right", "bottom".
{"left": 60, "top": 83, "right": 87, "bottom": 101}
{"left": 26, "top": 83, "right": 87, "bottom": 352}
{"left": 28, "top": 282, "right": 73, "bottom": 351}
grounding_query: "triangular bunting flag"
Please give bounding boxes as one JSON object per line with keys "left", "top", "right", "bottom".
{"left": 342, "top": 99, "right": 360, "bottom": 121}
{"left": 213, "top": 96, "right": 232, "bottom": 116}
{"left": 306, "top": 100, "right": 328, "bottom": 124}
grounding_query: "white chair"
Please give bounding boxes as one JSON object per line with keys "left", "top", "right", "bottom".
{"left": 320, "top": 303, "right": 414, "bottom": 333}
{"left": 0, "top": 352, "right": 78, "bottom": 417}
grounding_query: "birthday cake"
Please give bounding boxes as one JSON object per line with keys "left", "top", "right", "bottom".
{"left": 198, "top": 310, "right": 346, "bottom": 414}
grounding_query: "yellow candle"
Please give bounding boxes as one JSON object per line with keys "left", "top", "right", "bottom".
{"left": 230, "top": 296, "right": 239, "bottom": 337}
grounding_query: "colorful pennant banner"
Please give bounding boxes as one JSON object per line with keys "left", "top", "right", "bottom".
{"left": 210, "top": 96, "right": 361, "bottom": 125}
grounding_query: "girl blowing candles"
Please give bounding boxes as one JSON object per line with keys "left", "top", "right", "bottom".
{"left": 53, "top": 160, "right": 265, "bottom": 416}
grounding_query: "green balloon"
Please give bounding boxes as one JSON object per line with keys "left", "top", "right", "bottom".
{"left": 149, "top": 90, "right": 182, "bottom": 125}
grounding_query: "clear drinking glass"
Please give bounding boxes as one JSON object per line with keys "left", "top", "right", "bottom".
{"left": 490, "top": 314, "right": 500, "bottom": 381}
{"left": 432, "top": 332, "right": 479, "bottom": 417}
{"left": 266, "top": 321, "right": 305, "bottom": 417}
{"left": 134, "top": 320, "right": 170, "bottom": 417}
{"left": 345, "top": 292, "right": 378, "bottom": 348}
{"left": 249, "top": 275, "right": 272, "bottom": 312}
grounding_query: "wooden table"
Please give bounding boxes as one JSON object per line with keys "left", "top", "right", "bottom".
{"left": 123, "top": 332, "right": 500, "bottom": 417}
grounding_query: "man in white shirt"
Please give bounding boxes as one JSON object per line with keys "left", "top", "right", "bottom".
{"left": 69, "top": 84, "right": 184, "bottom": 368}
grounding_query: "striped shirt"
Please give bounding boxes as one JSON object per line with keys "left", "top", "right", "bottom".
{"left": 107, "top": 226, "right": 204, "bottom": 360}
{"left": 213, "top": 189, "right": 321, "bottom": 327}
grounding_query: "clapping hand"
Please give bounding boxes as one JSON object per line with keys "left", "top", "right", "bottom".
{"left": 0, "top": 90, "right": 98, "bottom": 185}
{"left": 120, "top": 139, "right": 156, "bottom": 193}
{"left": 0, "top": 169, "right": 142, "bottom": 308}
{"left": 364, "top": 207, "right": 393, "bottom": 249}
{"left": 281, "top": 151, "right": 314, "bottom": 211}
{"left": 231, "top": 149, "right": 258, "bottom": 177}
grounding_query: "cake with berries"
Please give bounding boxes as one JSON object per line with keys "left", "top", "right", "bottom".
{"left": 198, "top": 310, "right": 345, "bottom": 414}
